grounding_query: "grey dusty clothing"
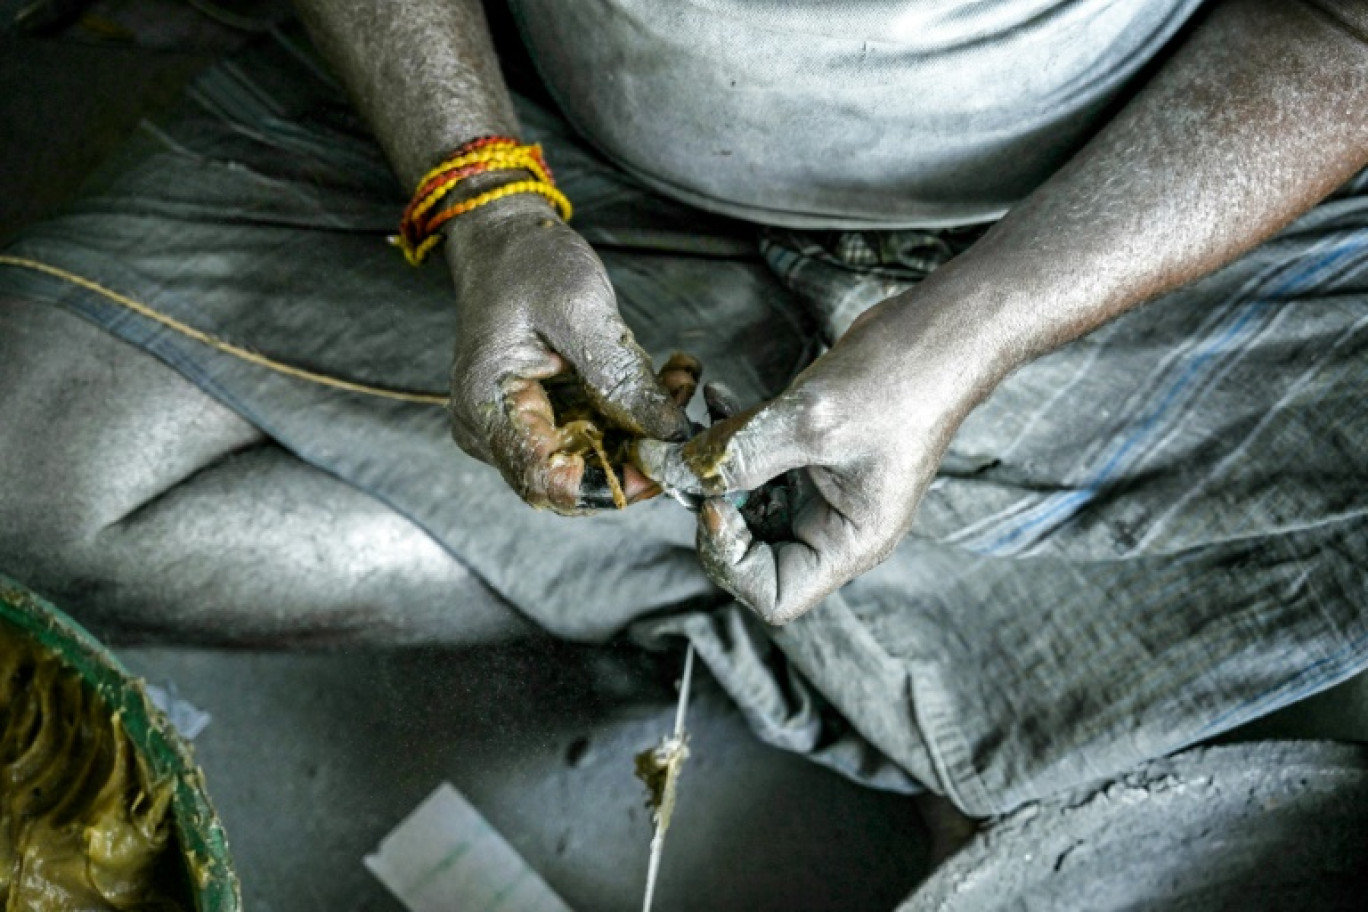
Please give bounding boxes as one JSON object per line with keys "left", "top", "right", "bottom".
{"left": 511, "top": 0, "right": 1205, "bottom": 228}
{"left": 3, "top": 30, "right": 1368, "bottom": 816}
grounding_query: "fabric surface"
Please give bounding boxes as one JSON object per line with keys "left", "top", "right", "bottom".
{"left": 3, "top": 30, "right": 1368, "bottom": 815}
{"left": 510, "top": 0, "right": 1205, "bottom": 228}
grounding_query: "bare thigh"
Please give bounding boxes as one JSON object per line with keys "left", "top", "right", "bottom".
{"left": 0, "top": 297, "right": 533, "bottom": 646}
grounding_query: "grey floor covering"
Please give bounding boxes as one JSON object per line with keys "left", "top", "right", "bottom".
{"left": 120, "top": 643, "right": 928, "bottom": 911}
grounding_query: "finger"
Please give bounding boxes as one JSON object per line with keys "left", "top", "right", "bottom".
{"left": 487, "top": 375, "right": 588, "bottom": 514}
{"left": 636, "top": 398, "right": 814, "bottom": 497}
{"left": 450, "top": 346, "right": 568, "bottom": 465}
{"left": 698, "top": 490, "right": 870, "bottom": 625}
{"left": 448, "top": 405, "right": 493, "bottom": 464}
{"left": 659, "top": 352, "right": 702, "bottom": 408}
{"left": 573, "top": 461, "right": 662, "bottom": 510}
{"left": 561, "top": 322, "right": 693, "bottom": 442}
{"left": 703, "top": 381, "right": 742, "bottom": 423}
{"left": 485, "top": 342, "right": 666, "bottom": 513}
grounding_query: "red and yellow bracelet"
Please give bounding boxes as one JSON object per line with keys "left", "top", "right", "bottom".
{"left": 394, "top": 135, "right": 572, "bottom": 266}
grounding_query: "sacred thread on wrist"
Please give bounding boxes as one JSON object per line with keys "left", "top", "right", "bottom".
{"left": 393, "top": 136, "right": 573, "bottom": 266}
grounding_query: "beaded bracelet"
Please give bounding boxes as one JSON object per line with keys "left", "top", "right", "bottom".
{"left": 393, "top": 135, "right": 573, "bottom": 266}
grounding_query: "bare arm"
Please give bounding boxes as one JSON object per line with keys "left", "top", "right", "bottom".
{"left": 293, "top": 0, "right": 518, "bottom": 187}
{"left": 643, "top": 0, "right": 1368, "bottom": 622}
{"left": 926, "top": 0, "right": 1368, "bottom": 395}
{"left": 293, "top": 0, "right": 690, "bottom": 513}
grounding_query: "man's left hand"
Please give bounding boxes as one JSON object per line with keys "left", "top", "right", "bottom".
{"left": 638, "top": 290, "right": 1002, "bottom": 624}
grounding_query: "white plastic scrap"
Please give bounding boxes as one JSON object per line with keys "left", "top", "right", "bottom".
{"left": 144, "top": 681, "right": 212, "bottom": 741}
{"left": 365, "top": 783, "right": 572, "bottom": 912}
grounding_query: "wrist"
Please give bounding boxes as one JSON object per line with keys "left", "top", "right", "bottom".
{"left": 441, "top": 187, "right": 562, "bottom": 273}
{"left": 876, "top": 264, "right": 1027, "bottom": 417}
{"left": 398, "top": 137, "right": 569, "bottom": 267}
{"left": 439, "top": 167, "right": 556, "bottom": 214}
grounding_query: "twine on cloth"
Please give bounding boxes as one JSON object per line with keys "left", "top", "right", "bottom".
{"left": 0, "top": 254, "right": 448, "bottom": 405}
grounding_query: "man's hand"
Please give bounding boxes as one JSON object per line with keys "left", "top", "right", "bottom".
{"left": 295, "top": 0, "right": 694, "bottom": 511}
{"left": 445, "top": 195, "right": 692, "bottom": 514}
{"left": 645, "top": 0, "right": 1368, "bottom": 622}
{"left": 638, "top": 291, "right": 998, "bottom": 623}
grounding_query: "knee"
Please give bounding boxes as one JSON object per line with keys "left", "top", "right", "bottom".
{"left": 0, "top": 295, "right": 259, "bottom": 553}
{"left": 0, "top": 300, "right": 112, "bottom": 553}
{"left": 0, "top": 304, "right": 129, "bottom": 615}
{"left": 0, "top": 462, "right": 96, "bottom": 614}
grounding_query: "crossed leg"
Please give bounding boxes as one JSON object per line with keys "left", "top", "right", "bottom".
{"left": 0, "top": 297, "right": 533, "bottom": 646}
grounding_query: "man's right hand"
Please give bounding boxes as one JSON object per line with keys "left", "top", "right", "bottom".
{"left": 443, "top": 194, "right": 692, "bottom": 514}
{"left": 294, "top": 0, "right": 690, "bottom": 512}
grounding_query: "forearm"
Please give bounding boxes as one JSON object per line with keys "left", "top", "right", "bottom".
{"left": 898, "top": 0, "right": 1368, "bottom": 398}
{"left": 293, "top": 0, "right": 519, "bottom": 187}
{"left": 647, "top": 0, "right": 1368, "bottom": 624}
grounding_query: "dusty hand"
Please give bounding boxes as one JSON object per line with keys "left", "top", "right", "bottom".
{"left": 444, "top": 195, "right": 693, "bottom": 513}
{"left": 638, "top": 293, "right": 1002, "bottom": 623}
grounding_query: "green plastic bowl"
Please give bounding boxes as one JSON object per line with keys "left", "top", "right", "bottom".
{"left": 0, "top": 574, "right": 241, "bottom": 911}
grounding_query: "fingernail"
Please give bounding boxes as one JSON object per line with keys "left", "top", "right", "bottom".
{"left": 628, "top": 482, "right": 663, "bottom": 505}
{"left": 622, "top": 464, "right": 661, "bottom": 504}
{"left": 575, "top": 464, "right": 617, "bottom": 511}
{"left": 703, "top": 382, "right": 742, "bottom": 422}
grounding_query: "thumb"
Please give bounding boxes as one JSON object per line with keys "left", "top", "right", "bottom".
{"left": 567, "top": 323, "right": 692, "bottom": 442}
{"left": 636, "top": 396, "right": 813, "bottom": 496}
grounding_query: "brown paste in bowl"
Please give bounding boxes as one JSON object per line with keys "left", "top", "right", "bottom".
{"left": 0, "top": 629, "right": 185, "bottom": 910}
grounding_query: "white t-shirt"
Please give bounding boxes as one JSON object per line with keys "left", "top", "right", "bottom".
{"left": 510, "top": 0, "right": 1205, "bottom": 228}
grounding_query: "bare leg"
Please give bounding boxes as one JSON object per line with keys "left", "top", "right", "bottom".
{"left": 0, "top": 297, "right": 534, "bottom": 646}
